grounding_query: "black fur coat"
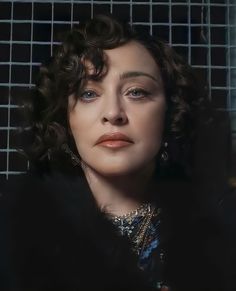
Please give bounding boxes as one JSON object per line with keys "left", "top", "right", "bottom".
{"left": 0, "top": 170, "right": 236, "bottom": 291}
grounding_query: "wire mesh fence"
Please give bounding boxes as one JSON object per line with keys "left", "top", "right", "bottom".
{"left": 0, "top": 0, "right": 235, "bottom": 180}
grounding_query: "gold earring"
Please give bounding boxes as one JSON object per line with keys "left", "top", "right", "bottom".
{"left": 161, "top": 142, "right": 169, "bottom": 162}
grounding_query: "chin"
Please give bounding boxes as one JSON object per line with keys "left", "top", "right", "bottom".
{"left": 84, "top": 160, "right": 151, "bottom": 178}
{"left": 95, "top": 167, "right": 135, "bottom": 177}
{"left": 99, "top": 169, "right": 136, "bottom": 178}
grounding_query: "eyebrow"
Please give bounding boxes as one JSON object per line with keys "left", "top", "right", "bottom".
{"left": 120, "top": 71, "right": 160, "bottom": 84}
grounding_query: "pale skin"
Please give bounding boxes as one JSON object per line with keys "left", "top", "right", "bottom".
{"left": 68, "top": 41, "right": 167, "bottom": 216}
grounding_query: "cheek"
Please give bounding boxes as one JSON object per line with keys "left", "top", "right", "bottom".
{"left": 68, "top": 114, "right": 78, "bottom": 136}
{"left": 136, "top": 103, "right": 166, "bottom": 157}
{"left": 68, "top": 110, "right": 95, "bottom": 157}
{"left": 68, "top": 111, "right": 84, "bottom": 145}
{"left": 145, "top": 120, "right": 164, "bottom": 153}
{"left": 138, "top": 103, "right": 166, "bottom": 139}
{"left": 69, "top": 107, "right": 91, "bottom": 134}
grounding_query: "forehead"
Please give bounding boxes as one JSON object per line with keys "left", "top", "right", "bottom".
{"left": 103, "top": 41, "right": 160, "bottom": 76}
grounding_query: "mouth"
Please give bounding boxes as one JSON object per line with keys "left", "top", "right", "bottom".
{"left": 95, "top": 132, "right": 133, "bottom": 148}
{"left": 97, "top": 140, "right": 133, "bottom": 148}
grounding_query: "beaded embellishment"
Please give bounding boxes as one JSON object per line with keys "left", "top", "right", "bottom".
{"left": 108, "top": 203, "right": 161, "bottom": 255}
{"left": 107, "top": 203, "right": 166, "bottom": 290}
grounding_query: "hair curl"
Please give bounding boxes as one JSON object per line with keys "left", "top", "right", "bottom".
{"left": 23, "top": 14, "right": 208, "bottom": 176}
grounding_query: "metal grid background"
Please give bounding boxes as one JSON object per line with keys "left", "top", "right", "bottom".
{"left": 0, "top": 0, "right": 235, "bottom": 181}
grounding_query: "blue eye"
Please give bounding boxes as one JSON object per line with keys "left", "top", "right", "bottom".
{"left": 127, "top": 88, "right": 150, "bottom": 99}
{"left": 79, "top": 90, "right": 97, "bottom": 102}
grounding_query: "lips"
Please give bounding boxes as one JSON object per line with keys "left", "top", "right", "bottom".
{"left": 95, "top": 132, "right": 133, "bottom": 145}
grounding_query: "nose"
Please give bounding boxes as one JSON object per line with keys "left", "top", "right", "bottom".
{"left": 102, "top": 96, "right": 128, "bottom": 125}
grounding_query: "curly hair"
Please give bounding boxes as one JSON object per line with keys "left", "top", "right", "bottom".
{"left": 23, "top": 14, "right": 208, "bottom": 176}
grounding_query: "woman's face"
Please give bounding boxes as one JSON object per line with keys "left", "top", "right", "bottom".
{"left": 68, "top": 41, "right": 166, "bottom": 177}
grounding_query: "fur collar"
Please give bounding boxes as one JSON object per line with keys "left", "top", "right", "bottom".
{"left": 1, "top": 170, "right": 233, "bottom": 291}
{"left": 5, "top": 171, "right": 156, "bottom": 290}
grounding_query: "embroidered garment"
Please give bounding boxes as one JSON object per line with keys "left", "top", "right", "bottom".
{"left": 110, "top": 207, "right": 163, "bottom": 289}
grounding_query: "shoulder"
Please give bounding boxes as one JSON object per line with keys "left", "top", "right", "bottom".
{"left": 2, "top": 170, "right": 94, "bottom": 211}
{"left": 0, "top": 172, "right": 153, "bottom": 290}
{"left": 2, "top": 170, "right": 100, "bottom": 241}
{"left": 2, "top": 170, "right": 89, "bottom": 196}
{"left": 162, "top": 180, "right": 236, "bottom": 291}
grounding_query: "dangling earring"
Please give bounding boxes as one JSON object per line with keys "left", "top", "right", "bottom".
{"left": 161, "top": 142, "right": 169, "bottom": 162}
{"left": 61, "top": 143, "right": 81, "bottom": 166}
{"left": 47, "top": 149, "right": 52, "bottom": 161}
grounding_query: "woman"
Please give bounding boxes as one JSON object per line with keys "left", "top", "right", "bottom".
{"left": 1, "top": 14, "right": 235, "bottom": 291}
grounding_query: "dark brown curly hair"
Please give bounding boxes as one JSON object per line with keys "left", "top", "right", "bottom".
{"left": 23, "top": 14, "right": 208, "bottom": 176}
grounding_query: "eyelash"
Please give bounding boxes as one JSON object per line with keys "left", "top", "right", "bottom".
{"left": 78, "top": 90, "right": 98, "bottom": 102}
{"left": 78, "top": 87, "right": 151, "bottom": 103}
{"left": 126, "top": 88, "right": 151, "bottom": 99}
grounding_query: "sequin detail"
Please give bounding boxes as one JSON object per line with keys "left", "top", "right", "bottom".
{"left": 109, "top": 206, "right": 163, "bottom": 289}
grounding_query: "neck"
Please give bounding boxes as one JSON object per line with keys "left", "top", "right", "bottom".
{"left": 82, "top": 163, "right": 155, "bottom": 217}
